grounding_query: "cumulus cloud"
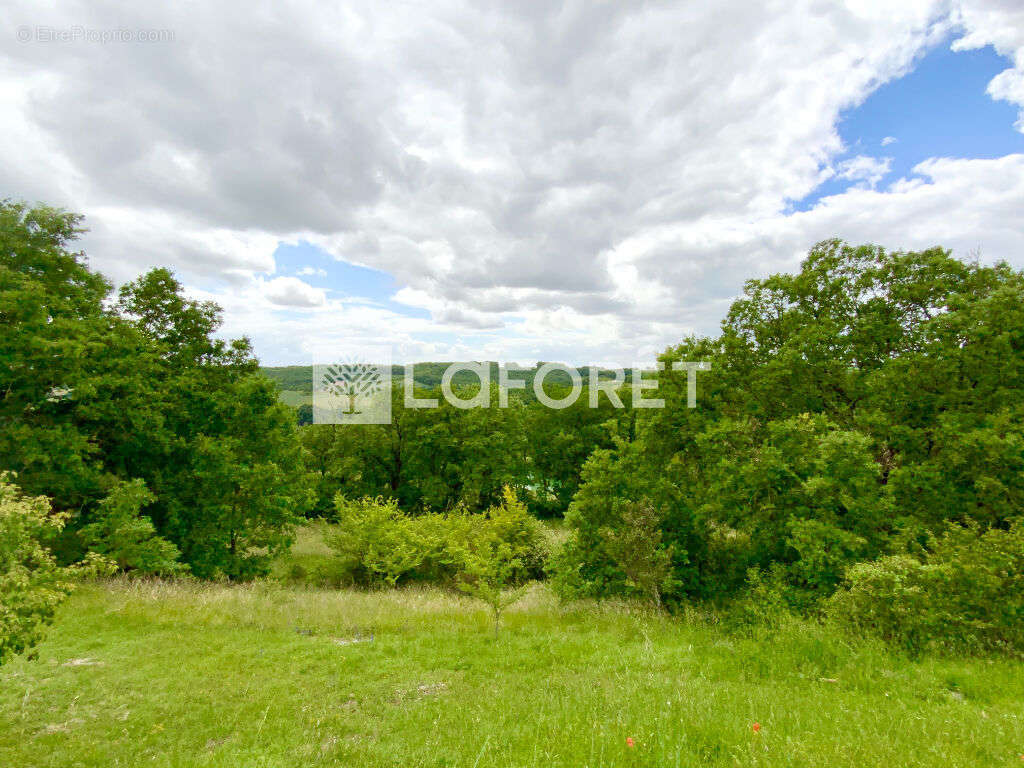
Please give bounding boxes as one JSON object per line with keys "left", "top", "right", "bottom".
{"left": 836, "top": 155, "right": 894, "bottom": 188}
{"left": 260, "top": 277, "right": 325, "bottom": 307}
{"left": 952, "top": 0, "right": 1024, "bottom": 131}
{"left": 1, "top": 0, "right": 1022, "bottom": 363}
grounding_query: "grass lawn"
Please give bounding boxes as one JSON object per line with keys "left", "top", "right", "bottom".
{"left": 2, "top": 576, "right": 1023, "bottom": 767}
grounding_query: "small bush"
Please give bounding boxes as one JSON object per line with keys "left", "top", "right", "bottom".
{"left": 598, "top": 499, "right": 677, "bottom": 607}
{"left": 828, "top": 519, "right": 1024, "bottom": 655}
{"left": 323, "top": 487, "right": 546, "bottom": 589}
{"left": 0, "top": 474, "right": 113, "bottom": 666}
{"left": 325, "top": 496, "right": 426, "bottom": 586}
{"left": 721, "top": 567, "right": 795, "bottom": 636}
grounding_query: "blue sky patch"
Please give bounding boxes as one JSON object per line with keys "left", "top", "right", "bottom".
{"left": 793, "top": 41, "right": 1024, "bottom": 211}
{"left": 271, "top": 240, "right": 430, "bottom": 319}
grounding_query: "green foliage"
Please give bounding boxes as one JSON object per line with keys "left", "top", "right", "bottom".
{"left": 324, "top": 487, "right": 546, "bottom": 595}
{"left": 828, "top": 519, "right": 1024, "bottom": 655}
{"left": 0, "top": 201, "right": 125, "bottom": 509}
{"left": 77, "top": 480, "right": 184, "bottom": 576}
{"left": 0, "top": 202, "right": 310, "bottom": 580}
{"left": 0, "top": 474, "right": 111, "bottom": 666}
{"left": 552, "top": 441, "right": 702, "bottom": 603}
{"left": 784, "top": 518, "right": 867, "bottom": 597}
{"left": 305, "top": 384, "right": 529, "bottom": 515}
{"left": 325, "top": 496, "right": 427, "bottom": 586}
{"left": 697, "top": 415, "right": 883, "bottom": 603}
{"left": 561, "top": 238, "right": 1024, "bottom": 642}
{"left": 597, "top": 499, "right": 677, "bottom": 607}
{"left": 447, "top": 488, "right": 540, "bottom": 635}
{"left": 521, "top": 387, "right": 624, "bottom": 517}
{"left": 292, "top": 368, "right": 629, "bottom": 519}
{"left": 7, "top": 198, "right": 1024, "bottom": 657}
{"left": 721, "top": 567, "right": 795, "bottom": 635}
{"left": 295, "top": 403, "right": 313, "bottom": 425}
{"left": 453, "top": 538, "right": 529, "bottom": 637}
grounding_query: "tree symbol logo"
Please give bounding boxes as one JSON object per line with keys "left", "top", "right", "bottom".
{"left": 312, "top": 347, "right": 392, "bottom": 425}
{"left": 309, "top": 348, "right": 389, "bottom": 428}
{"left": 322, "top": 361, "right": 385, "bottom": 416}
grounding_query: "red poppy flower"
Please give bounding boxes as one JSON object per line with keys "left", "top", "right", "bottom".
{"left": 626, "top": 737, "right": 635, "bottom": 748}
{"left": 752, "top": 722, "right": 761, "bottom": 733}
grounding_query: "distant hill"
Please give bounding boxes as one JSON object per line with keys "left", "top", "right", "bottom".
{"left": 261, "top": 363, "right": 626, "bottom": 405}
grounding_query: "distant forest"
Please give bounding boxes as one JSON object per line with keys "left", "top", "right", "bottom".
{"left": 261, "top": 363, "right": 624, "bottom": 402}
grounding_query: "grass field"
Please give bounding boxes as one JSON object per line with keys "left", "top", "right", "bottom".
{"left": 2, "top": 524, "right": 1023, "bottom": 767}
{"left": 3, "top": 574, "right": 1023, "bottom": 768}
{"left": 276, "top": 390, "right": 311, "bottom": 407}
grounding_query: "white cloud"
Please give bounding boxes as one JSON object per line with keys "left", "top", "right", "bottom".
{"left": 260, "top": 277, "right": 326, "bottom": 308}
{"left": 952, "top": 0, "right": 1024, "bottom": 131}
{"left": 836, "top": 155, "right": 893, "bottom": 188}
{"left": 0, "top": 1, "right": 1022, "bottom": 364}
{"left": 881, "top": 135, "right": 898, "bottom": 146}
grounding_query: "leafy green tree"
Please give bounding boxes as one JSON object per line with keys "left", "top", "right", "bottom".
{"left": 562, "top": 239, "right": 1024, "bottom": 611}
{"left": 299, "top": 424, "right": 362, "bottom": 517}
{"left": 553, "top": 439, "right": 703, "bottom": 602}
{"left": 0, "top": 202, "right": 310, "bottom": 579}
{"left": 309, "top": 383, "right": 529, "bottom": 514}
{"left": 0, "top": 201, "right": 133, "bottom": 509}
{"left": 451, "top": 486, "right": 538, "bottom": 636}
{"left": 455, "top": 538, "right": 530, "bottom": 638}
{"left": 696, "top": 415, "right": 888, "bottom": 587}
{"left": 522, "top": 385, "right": 623, "bottom": 517}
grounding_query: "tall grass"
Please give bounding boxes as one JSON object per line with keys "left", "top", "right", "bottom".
{"left": 1, "top": 576, "right": 1022, "bottom": 767}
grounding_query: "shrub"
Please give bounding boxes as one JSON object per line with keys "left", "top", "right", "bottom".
{"left": 472, "top": 485, "right": 547, "bottom": 581}
{"left": 597, "top": 499, "right": 677, "bottom": 607}
{"left": 0, "top": 474, "right": 112, "bottom": 666}
{"left": 324, "top": 496, "right": 427, "bottom": 586}
{"left": 78, "top": 480, "right": 185, "bottom": 576}
{"left": 828, "top": 519, "right": 1024, "bottom": 654}
{"left": 551, "top": 443, "right": 702, "bottom": 603}
{"left": 784, "top": 518, "right": 868, "bottom": 603}
{"left": 721, "top": 566, "right": 795, "bottom": 635}
{"left": 323, "top": 487, "right": 546, "bottom": 589}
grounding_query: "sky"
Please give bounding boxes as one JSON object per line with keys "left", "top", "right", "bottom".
{"left": 2, "top": 1, "right": 1023, "bottom": 366}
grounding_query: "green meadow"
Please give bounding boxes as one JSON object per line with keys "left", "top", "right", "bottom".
{"left": 2, "top": 533, "right": 1022, "bottom": 768}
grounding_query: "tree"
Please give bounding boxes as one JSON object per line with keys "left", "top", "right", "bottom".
{"left": 456, "top": 539, "right": 530, "bottom": 638}
{"left": 561, "top": 239, "right": 1024, "bottom": 609}
{"left": 452, "top": 488, "right": 539, "bottom": 637}
{"left": 0, "top": 201, "right": 129, "bottom": 510}
{"left": 522, "top": 385, "right": 623, "bottom": 517}
{"left": 0, "top": 202, "right": 310, "bottom": 579}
